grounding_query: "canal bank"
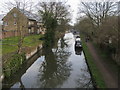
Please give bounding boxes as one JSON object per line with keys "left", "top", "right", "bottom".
{"left": 2, "top": 33, "right": 94, "bottom": 88}
{"left": 2, "top": 35, "right": 43, "bottom": 79}
{"left": 2, "top": 44, "right": 43, "bottom": 79}
{"left": 80, "top": 34, "right": 106, "bottom": 88}
{"left": 2, "top": 47, "right": 43, "bottom": 88}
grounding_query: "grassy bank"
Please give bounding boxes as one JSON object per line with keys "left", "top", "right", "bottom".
{"left": 81, "top": 34, "right": 106, "bottom": 88}
{"left": 2, "top": 34, "right": 43, "bottom": 55}
{"left": 2, "top": 34, "right": 44, "bottom": 78}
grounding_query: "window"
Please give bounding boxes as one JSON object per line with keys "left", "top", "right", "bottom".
{"left": 14, "top": 21, "right": 17, "bottom": 25}
{"left": 29, "top": 29, "right": 31, "bottom": 33}
{"left": 4, "top": 22, "right": 8, "bottom": 26}
{"left": 29, "top": 21, "right": 34, "bottom": 25}
{"left": 28, "top": 21, "right": 31, "bottom": 25}
{"left": 13, "top": 13, "right": 17, "bottom": 17}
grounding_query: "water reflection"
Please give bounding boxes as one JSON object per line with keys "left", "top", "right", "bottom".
{"left": 19, "top": 79, "right": 25, "bottom": 88}
{"left": 75, "top": 65, "right": 93, "bottom": 88}
{"left": 37, "top": 38, "right": 72, "bottom": 88}
{"left": 75, "top": 47, "right": 82, "bottom": 55}
{"left": 2, "top": 33, "right": 93, "bottom": 88}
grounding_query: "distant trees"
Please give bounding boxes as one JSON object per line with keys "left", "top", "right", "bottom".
{"left": 74, "top": 17, "right": 94, "bottom": 36}
{"left": 75, "top": 1, "right": 119, "bottom": 64}
{"left": 79, "top": 2, "right": 117, "bottom": 35}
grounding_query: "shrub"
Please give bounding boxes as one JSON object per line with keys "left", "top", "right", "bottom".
{"left": 3, "top": 53, "right": 26, "bottom": 78}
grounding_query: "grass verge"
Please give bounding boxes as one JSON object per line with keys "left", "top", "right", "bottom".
{"left": 81, "top": 34, "right": 106, "bottom": 88}
{"left": 2, "top": 34, "right": 44, "bottom": 78}
{"left": 2, "top": 34, "right": 43, "bottom": 55}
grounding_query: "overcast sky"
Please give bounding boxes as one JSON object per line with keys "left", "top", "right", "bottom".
{"left": 0, "top": 0, "right": 119, "bottom": 25}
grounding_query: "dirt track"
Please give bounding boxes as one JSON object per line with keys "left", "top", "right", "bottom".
{"left": 86, "top": 42, "right": 118, "bottom": 88}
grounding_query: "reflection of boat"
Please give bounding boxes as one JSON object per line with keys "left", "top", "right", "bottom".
{"left": 75, "top": 47, "right": 82, "bottom": 55}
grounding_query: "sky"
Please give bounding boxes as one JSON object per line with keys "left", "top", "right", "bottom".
{"left": 0, "top": 0, "right": 80, "bottom": 25}
{"left": 0, "top": 0, "right": 119, "bottom": 25}
{"left": 67, "top": 0, "right": 80, "bottom": 25}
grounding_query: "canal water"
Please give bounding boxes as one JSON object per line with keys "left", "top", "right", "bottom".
{"left": 2, "top": 33, "right": 93, "bottom": 88}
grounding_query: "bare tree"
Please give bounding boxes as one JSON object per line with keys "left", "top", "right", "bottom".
{"left": 77, "top": 1, "right": 119, "bottom": 64}
{"left": 36, "top": 1, "right": 71, "bottom": 28}
{"left": 1, "top": 0, "right": 34, "bottom": 13}
{"left": 79, "top": 2, "right": 117, "bottom": 31}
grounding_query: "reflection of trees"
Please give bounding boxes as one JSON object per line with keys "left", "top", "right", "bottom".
{"left": 75, "top": 66, "right": 93, "bottom": 88}
{"left": 19, "top": 79, "right": 25, "bottom": 88}
{"left": 37, "top": 37, "right": 72, "bottom": 88}
{"left": 60, "top": 37, "right": 68, "bottom": 48}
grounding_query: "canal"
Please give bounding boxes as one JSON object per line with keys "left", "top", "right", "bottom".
{"left": 2, "top": 33, "right": 93, "bottom": 88}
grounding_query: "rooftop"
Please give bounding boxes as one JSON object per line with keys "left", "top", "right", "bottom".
{"left": 18, "top": 8, "right": 41, "bottom": 22}
{"left": 1, "top": 7, "right": 42, "bottom": 22}
{"left": 0, "top": 14, "right": 5, "bottom": 25}
{"left": 0, "top": 14, "right": 5, "bottom": 21}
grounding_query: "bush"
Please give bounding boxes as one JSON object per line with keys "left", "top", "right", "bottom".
{"left": 3, "top": 53, "right": 26, "bottom": 78}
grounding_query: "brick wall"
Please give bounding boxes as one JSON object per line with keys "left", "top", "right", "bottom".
{"left": 2, "top": 7, "right": 29, "bottom": 37}
{"left": 1, "top": 30, "right": 29, "bottom": 39}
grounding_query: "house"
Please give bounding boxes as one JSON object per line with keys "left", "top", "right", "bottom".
{"left": 2, "top": 7, "right": 45, "bottom": 38}
{"left": 0, "top": 14, "right": 5, "bottom": 39}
